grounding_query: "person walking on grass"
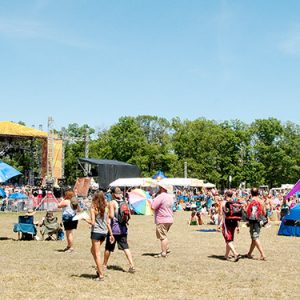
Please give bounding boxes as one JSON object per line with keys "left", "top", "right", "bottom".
{"left": 58, "top": 190, "right": 81, "bottom": 253}
{"left": 151, "top": 183, "right": 174, "bottom": 258}
{"left": 103, "top": 187, "right": 135, "bottom": 273}
{"left": 246, "top": 187, "right": 266, "bottom": 261}
{"left": 219, "top": 191, "right": 241, "bottom": 262}
{"left": 84, "top": 191, "right": 114, "bottom": 281}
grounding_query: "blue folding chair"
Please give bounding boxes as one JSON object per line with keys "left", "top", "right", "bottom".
{"left": 13, "top": 215, "right": 37, "bottom": 240}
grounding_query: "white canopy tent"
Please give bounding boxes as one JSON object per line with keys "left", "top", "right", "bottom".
{"left": 109, "top": 177, "right": 153, "bottom": 187}
{"left": 203, "top": 182, "right": 216, "bottom": 188}
{"left": 158, "top": 178, "right": 204, "bottom": 187}
{"left": 109, "top": 177, "right": 204, "bottom": 188}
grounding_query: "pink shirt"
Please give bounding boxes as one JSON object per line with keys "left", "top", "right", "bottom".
{"left": 151, "top": 192, "right": 174, "bottom": 224}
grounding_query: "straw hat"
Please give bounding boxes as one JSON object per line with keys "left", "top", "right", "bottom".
{"left": 157, "top": 182, "right": 173, "bottom": 194}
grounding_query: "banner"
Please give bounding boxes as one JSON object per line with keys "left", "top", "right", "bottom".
{"left": 285, "top": 180, "right": 300, "bottom": 199}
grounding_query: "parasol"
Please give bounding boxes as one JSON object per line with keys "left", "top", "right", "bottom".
{"left": 8, "top": 192, "right": 28, "bottom": 200}
{"left": 128, "top": 188, "right": 153, "bottom": 215}
{"left": 0, "top": 161, "right": 22, "bottom": 183}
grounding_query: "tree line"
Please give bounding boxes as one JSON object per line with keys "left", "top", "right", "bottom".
{"left": 2, "top": 116, "right": 300, "bottom": 189}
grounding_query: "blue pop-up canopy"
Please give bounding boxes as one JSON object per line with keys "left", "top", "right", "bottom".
{"left": 0, "top": 161, "right": 22, "bottom": 183}
{"left": 152, "top": 170, "right": 167, "bottom": 180}
{"left": 278, "top": 203, "right": 300, "bottom": 237}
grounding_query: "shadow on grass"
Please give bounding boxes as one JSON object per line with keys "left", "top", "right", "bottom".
{"left": 142, "top": 252, "right": 160, "bottom": 257}
{"left": 0, "top": 237, "right": 13, "bottom": 241}
{"left": 72, "top": 273, "right": 97, "bottom": 279}
{"left": 107, "top": 265, "right": 126, "bottom": 272}
{"left": 208, "top": 254, "right": 246, "bottom": 262}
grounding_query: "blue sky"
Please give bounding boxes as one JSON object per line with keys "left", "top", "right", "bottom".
{"left": 1, "top": 0, "right": 300, "bottom": 132}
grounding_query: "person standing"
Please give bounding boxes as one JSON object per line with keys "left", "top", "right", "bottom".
{"left": 84, "top": 191, "right": 114, "bottom": 281}
{"left": 58, "top": 190, "right": 80, "bottom": 252}
{"left": 151, "top": 183, "right": 174, "bottom": 258}
{"left": 246, "top": 187, "right": 266, "bottom": 260}
{"left": 103, "top": 187, "right": 135, "bottom": 273}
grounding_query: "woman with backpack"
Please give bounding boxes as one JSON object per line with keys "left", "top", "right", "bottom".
{"left": 84, "top": 191, "right": 114, "bottom": 281}
{"left": 219, "top": 191, "right": 242, "bottom": 262}
{"left": 58, "top": 190, "right": 81, "bottom": 253}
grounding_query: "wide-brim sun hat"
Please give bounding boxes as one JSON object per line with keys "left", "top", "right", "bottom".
{"left": 157, "top": 182, "right": 173, "bottom": 194}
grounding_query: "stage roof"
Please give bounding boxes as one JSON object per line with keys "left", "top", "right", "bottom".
{"left": 0, "top": 121, "right": 48, "bottom": 138}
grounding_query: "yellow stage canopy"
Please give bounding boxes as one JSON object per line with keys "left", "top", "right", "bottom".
{"left": 0, "top": 121, "right": 47, "bottom": 138}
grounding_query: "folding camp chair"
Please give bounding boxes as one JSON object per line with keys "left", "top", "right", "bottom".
{"left": 40, "top": 213, "right": 63, "bottom": 241}
{"left": 13, "top": 215, "right": 37, "bottom": 240}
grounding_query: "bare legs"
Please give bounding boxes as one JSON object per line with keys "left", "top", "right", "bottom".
{"left": 103, "top": 248, "right": 134, "bottom": 270}
{"left": 247, "top": 239, "right": 266, "bottom": 260}
{"left": 91, "top": 240, "right": 104, "bottom": 279}
{"left": 225, "top": 241, "right": 239, "bottom": 261}
{"left": 65, "top": 229, "right": 74, "bottom": 250}
{"left": 161, "top": 238, "right": 169, "bottom": 256}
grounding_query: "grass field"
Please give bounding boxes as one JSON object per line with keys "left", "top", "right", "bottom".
{"left": 1, "top": 211, "right": 300, "bottom": 300}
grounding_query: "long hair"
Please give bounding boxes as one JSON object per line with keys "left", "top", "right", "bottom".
{"left": 92, "top": 191, "right": 106, "bottom": 218}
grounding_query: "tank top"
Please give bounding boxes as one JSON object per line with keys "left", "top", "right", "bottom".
{"left": 91, "top": 211, "right": 108, "bottom": 235}
{"left": 62, "top": 201, "right": 76, "bottom": 220}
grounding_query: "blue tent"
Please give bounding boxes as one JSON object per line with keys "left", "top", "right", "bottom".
{"left": 278, "top": 203, "right": 300, "bottom": 237}
{"left": 152, "top": 170, "right": 167, "bottom": 180}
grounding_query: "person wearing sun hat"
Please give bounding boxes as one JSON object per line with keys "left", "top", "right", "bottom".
{"left": 151, "top": 182, "right": 174, "bottom": 258}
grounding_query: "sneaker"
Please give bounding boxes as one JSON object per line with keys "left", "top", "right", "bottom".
{"left": 128, "top": 267, "right": 136, "bottom": 273}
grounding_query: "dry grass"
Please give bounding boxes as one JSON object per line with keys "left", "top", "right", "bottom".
{"left": 1, "top": 211, "right": 300, "bottom": 300}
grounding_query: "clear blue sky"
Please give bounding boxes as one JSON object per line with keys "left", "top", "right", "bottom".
{"left": 1, "top": 0, "right": 300, "bottom": 132}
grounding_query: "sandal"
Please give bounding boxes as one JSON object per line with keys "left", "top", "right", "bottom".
{"left": 259, "top": 257, "right": 267, "bottom": 261}
{"left": 128, "top": 267, "right": 136, "bottom": 273}
{"left": 93, "top": 276, "right": 104, "bottom": 281}
{"left": 246, "top": 254, "right": 254, "bottom": 259}
{"left": 234, "top": 254, "right": 242, "bottom": 262}
{"left": 154, "top": 252, "right": 167, "bottom": 258}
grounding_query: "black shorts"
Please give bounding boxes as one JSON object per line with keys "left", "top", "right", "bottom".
{"left": 105, "top": 234, "right": 129, "bottom": 252}
{"left": 91, "top": 232, "right": 107, "bottom": 241}
{"left": 63, "top": 220, "right": 78, "bottom": 231}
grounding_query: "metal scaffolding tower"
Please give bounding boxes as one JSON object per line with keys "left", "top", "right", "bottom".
{"left": 47, "top": 116, "right": 55, "bottom": 180}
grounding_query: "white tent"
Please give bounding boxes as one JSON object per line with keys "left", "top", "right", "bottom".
{"left": 203, "top": 182, "right": 216, "bottom": 188}
{"left": 109, "top": 178, "right": 153, "bottom": 187}
{"left": 109, "top": 177, "right": 204, "bottom": 188}
{"left": 158, "top": 178, "right": 204, "bottom": 187}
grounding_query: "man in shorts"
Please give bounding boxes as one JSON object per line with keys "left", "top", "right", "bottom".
{"left": 151, "top": 183, "right": 174, "bottom": 258}
{"left": 103, "top": 187, "right": 135, "bottom": 273}
{"left": 247, "top": 188, "right": 266, "bottom": 260}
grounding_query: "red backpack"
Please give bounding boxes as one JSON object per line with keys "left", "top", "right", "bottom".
{"left": 117, "top": 200, "right": 130, "bottom": 225}
{"left": 246, "top": 200, "right": 263, "bottom": 221}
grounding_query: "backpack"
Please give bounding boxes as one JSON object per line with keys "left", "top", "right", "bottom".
{"left": 116, "top": 200, "right": 130, "bottom": 225}
{"left": 247, "top": 200, "right": 263, "bottom": 221}
{"left": 225, "top": 201, "right": 243, "bottom": 220}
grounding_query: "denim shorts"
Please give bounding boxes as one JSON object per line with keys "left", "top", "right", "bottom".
{"left": 90, "top": 232, "right": 107, "bottom": 241}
